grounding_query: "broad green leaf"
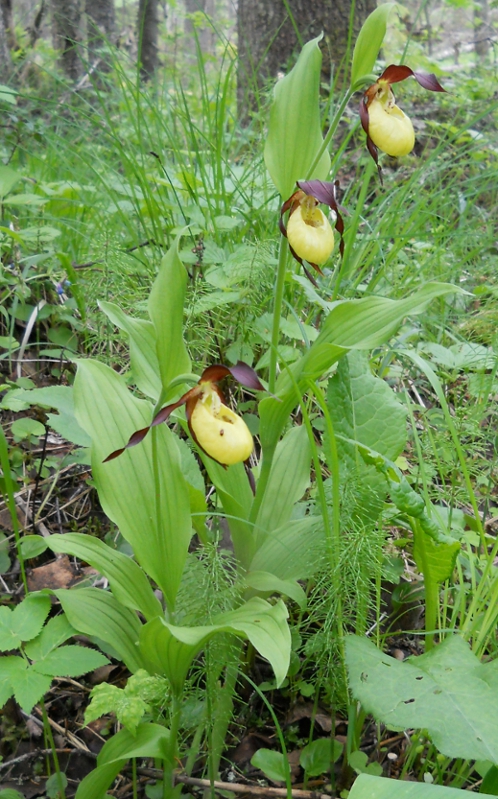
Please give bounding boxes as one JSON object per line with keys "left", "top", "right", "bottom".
{"left": 350, "top": 3, "right": 395, "bottom": 88}
{"left": 24, "top": 614, "right": 75, "bottom": 660}
{"left": 326, "top": 350, "right": 407, "bottom": 525}
{"left": 99, "top": 300, "right": 162, "bottom": 401}
{"left": 47, "top": 533, "right": 162, "bottom": 622}
{"left": 32, "top": 645, "right": 109, "bottom": 677}
{"left": 481, "top": 765, "right": 498, "bottom": 795}
{"left": 251, "top": 748, "right": 288, "bottom": 782}
{"left": 55, "top": 587, "right": 146, "bottom": 674}
{"left": 300, "top": 738, "right": 343, "bottom": 776}
{"left": 75, "top": 723, "right": 170, "bottom": 799}
{"left": 0, "top": 593, "right": 51, "bottom": 650}
{"left": 74, "top": 359, "right": 192, "bottom": 608}
{"left": 140, "top": 597, "right": 290, "bottom": 693}
{"left": 0, "top": 165, "right": 22, "bottom": 198}
{"left": 264, "top": 35, "right": 331, "bottom": 199}
{"left": 148, "top": 234, "right": 191, "bottom": 394}
{"left": 176, "top": 437, "right": 207, "bottom": 538}
{"left": 11, "top": 417, "right": 45, "bottom": 440}
{"left": 10, "top": 664, "right": 52, "bottom": 713}
{"left": 7, "top": 385, "right": 76, "bottom": 415}
{"left": 244, "top": 571, "right": 306, "bottom": 609}
{"left": 46, "top": 411, "right": 91, "bottom": 447}
{"left": 0, "top": 789, "right": 25, "bottom": 799}
{"left": 346, "top": 634, "right": 498, "bottom": 762}
{"left": 0, "top": 656, "right": 24, "bottom": 707}
{"left": 45, "top": 773, "right": 68, "bottom": 798}
{"left": 413, "top": 532, "right": 460, "bottom": 583}
{"left": 250, "top": 517, "right": 325, "bottom": 580}
{"left": 349, "top": 774, "right": 478, "bottom": 799}
{"left": 255, "top": 426, "right": 311, "bottom": 541}
{"left": 20, "top": 535, "right": 48, "bottom": 559}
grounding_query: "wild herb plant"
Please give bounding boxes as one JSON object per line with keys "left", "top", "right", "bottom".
{"left": 2, "top": 4, "right": 498, "bottom": 799}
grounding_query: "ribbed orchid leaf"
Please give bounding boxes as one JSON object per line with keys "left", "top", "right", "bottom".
{"left": 264, "top": 35, "right": 330, "bottom": 199}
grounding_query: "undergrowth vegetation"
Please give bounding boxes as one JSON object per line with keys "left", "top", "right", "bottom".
{"left": 1, "top": 4, "right": 498, "bottom": 799}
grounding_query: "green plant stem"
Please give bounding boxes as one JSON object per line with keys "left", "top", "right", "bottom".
{"left": 163, "top": 693, "right": 182, "bottom": 799}
{"left": 413, "top": 518, "right": 437, "bottom": 652}
{"left": 268, "top": 236, "right": 289, "bottom": 393}
{"left": 41, "top": 700, "right": 66, "bottom": 799}
{"left": 0, "top": 425, "right": 28, "bottom": 595}
{"left": 151, "top": 427, "right": 174, "bottom": 619}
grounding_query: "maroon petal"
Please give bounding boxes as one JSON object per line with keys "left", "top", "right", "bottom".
{"left": 103, "top": 425, "right": 152, "bottom": 462}
{"left": 228, "top": 361, "right": 265, "bottom": 391}
{"left": 199, "top": 364, "right": 232, "bottom": 383}
{"left": 413, "top": 70, "right": 446, "bottom": 92}
{"left": 379, "top": 64, "right": 414, "bottom": 84}
{"left": 296, "top": 180, "right": 336, "bottom": 207}
{"left": 359, "top": 96, "right": 370, "bottom": 135}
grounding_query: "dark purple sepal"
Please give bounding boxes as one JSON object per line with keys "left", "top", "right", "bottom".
{"left": 103, "top": 425, "right": 151, "bottom": 462}
{"left": 296, "top": 180, "right": 336, "bottom": 207}
{"left": 413, "top": 70, "right": 446, "bottom": 92}
{"left": 359, "top": 96, "right": 370, "bottom": 136}
{"left": 228, "top": 361, "right": 266, "bottom": 391}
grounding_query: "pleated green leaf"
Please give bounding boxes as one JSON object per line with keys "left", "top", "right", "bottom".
{"left": 74, "top": 359, "right": 192, "bottom": 608}
{"left": 250, "top": 517, "right": 325, "bottom": 580}
{"left": 264, "top": 35, "right": 331, "bottom": 199}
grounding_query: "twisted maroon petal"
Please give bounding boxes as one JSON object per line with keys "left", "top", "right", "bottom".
{"left": 413, "top": 70, "right": 446, "bottom": 92}
{"left": 228, "top": 361, "right": 265, "bottom": 391}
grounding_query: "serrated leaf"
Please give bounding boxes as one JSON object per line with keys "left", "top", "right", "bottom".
{"left": 264, "top": 35, "right": 331, "bottom": 199}
{"left": 350, "top": 3, "right": 395, "bottom": 88}
{"left": 0, "top": 594, "right": 51, "bottom": 651}
{"left": 24, "top": 614, "right": 75, "bottom": 660}
{"left": 46, "top": 411, "right": 91, "bottom": 447}
{"left": 346, "top": 635, "right": 498, "bottom": 762}
{"left": 251, "top": 748, "right": 288, "bottom": 782}
{"left": 10, "top": 665, "right": 52, "bottom": 713}
{"left": 85, "top": 683, "right": 148, "bottom": 735}
{"left": 0, "top": 656, "right": 25, "bottom": 706}
{"left": 33, "top": 645, "right": 109, "bottom": 677}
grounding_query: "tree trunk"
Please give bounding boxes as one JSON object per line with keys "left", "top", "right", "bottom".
{"left": 137, "top": 0, "right": 158, "bottom": 80}
{"left": 184, "top": 0, "right": 215, "bottom": 60}
{"left": 85, "top": 0, "right": 115, "bottom": 71}
{"left": 51, "top": 0, "right": 82, "bottom": 80}
{"left": 0, "top": 0, "right": 15, "bottom": 50}
{"left": 0, "top": 2, "right": 12, "bottom": 82}
{"left": 237, "top": 0, "right": 377, "bottom": 122}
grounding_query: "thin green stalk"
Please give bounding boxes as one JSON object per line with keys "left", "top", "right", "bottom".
{"left": 41, "top": 700, "right": 66, "bottom": 799}
{"left": 163, "top": 693, "right": 182, "bottom": 799}
{"left": 412, "top": 519, "right": 437, "bottom": 651}
{"left": 268, "top": 236, "right": 289, "bottom": 393}
{"left": 151, "top": 428, "right": 174, "bottom": 619}
{"left": 0, "top": 425, "right": 28, "bottom": 594}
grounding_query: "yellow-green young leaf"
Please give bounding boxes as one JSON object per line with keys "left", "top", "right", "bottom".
{"left": 264, "top": 35, "right": 331, "bottom": 199}
{"left": 350, "top": 3, "right": 395, "bottom": 89}
{"left": 148, "top": 233, "right": 191, "bottom": 395}
{"left": 413, "top": 533, "right": 460, "bottom": 584}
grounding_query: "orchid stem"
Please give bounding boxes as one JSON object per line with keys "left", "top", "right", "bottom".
{"left": 268, "top": 235, "right": 289, "bottom": 393}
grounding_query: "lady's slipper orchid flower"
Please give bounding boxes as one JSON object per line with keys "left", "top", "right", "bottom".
{"left": 279, "top": 180, "right": 344, "bottom": 285}
{"left": 360, "top": 65, "right": 446, "bottom": 179}
{"left": 104, "top": 362, "right": 264, "bottom": 467}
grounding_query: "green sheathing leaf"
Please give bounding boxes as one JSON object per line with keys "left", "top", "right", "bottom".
{"left": 349, "top": 774, "right": 474, "bottom": 799}
{"left": 346, "top": 635, "right": 498, "bottom": 762}
{"left": 148, "top": 234, "right": 191, "bottom": 394}
{"left": 327, "top": 350, "right": 407, "bottom": 525}
{"left": 74, "top": 359, "right": 192, "bottom": 608}
{"left": 264, "top": 35, "right": 331, "bottom": 199}
{"left": 413, "top": 533, "right": 460, "bottom": 583}
{"left": 260, "top": 283, "right": 460, "bottom": 451}
{"left": 140, "top": 597, "right": 290, "bottom": 693}
{"left": 250, "top": 517, "right": 325, "bottom": 580}
{"left": 255, "top": 426, "right": 311, "bottom": 541}
{"left": 0, "top": 593, "right": 51, "bottom": 650}
{"left": 350, "top": 3, "right": 395, "bottom": 88}
{"left": 99, "top": 300, "right": 162, "bottom": 401}
{"left": 75, "top": 723, "right": 170, "bottom": 799}
{"left": 55, "top": 588, "right": 146, "bottom": 674}
{"left": 47, "top": 533, "right": 162, "bottom": 622}
{"left": 244, "top": 571, "right": 306, "bottom": 609}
